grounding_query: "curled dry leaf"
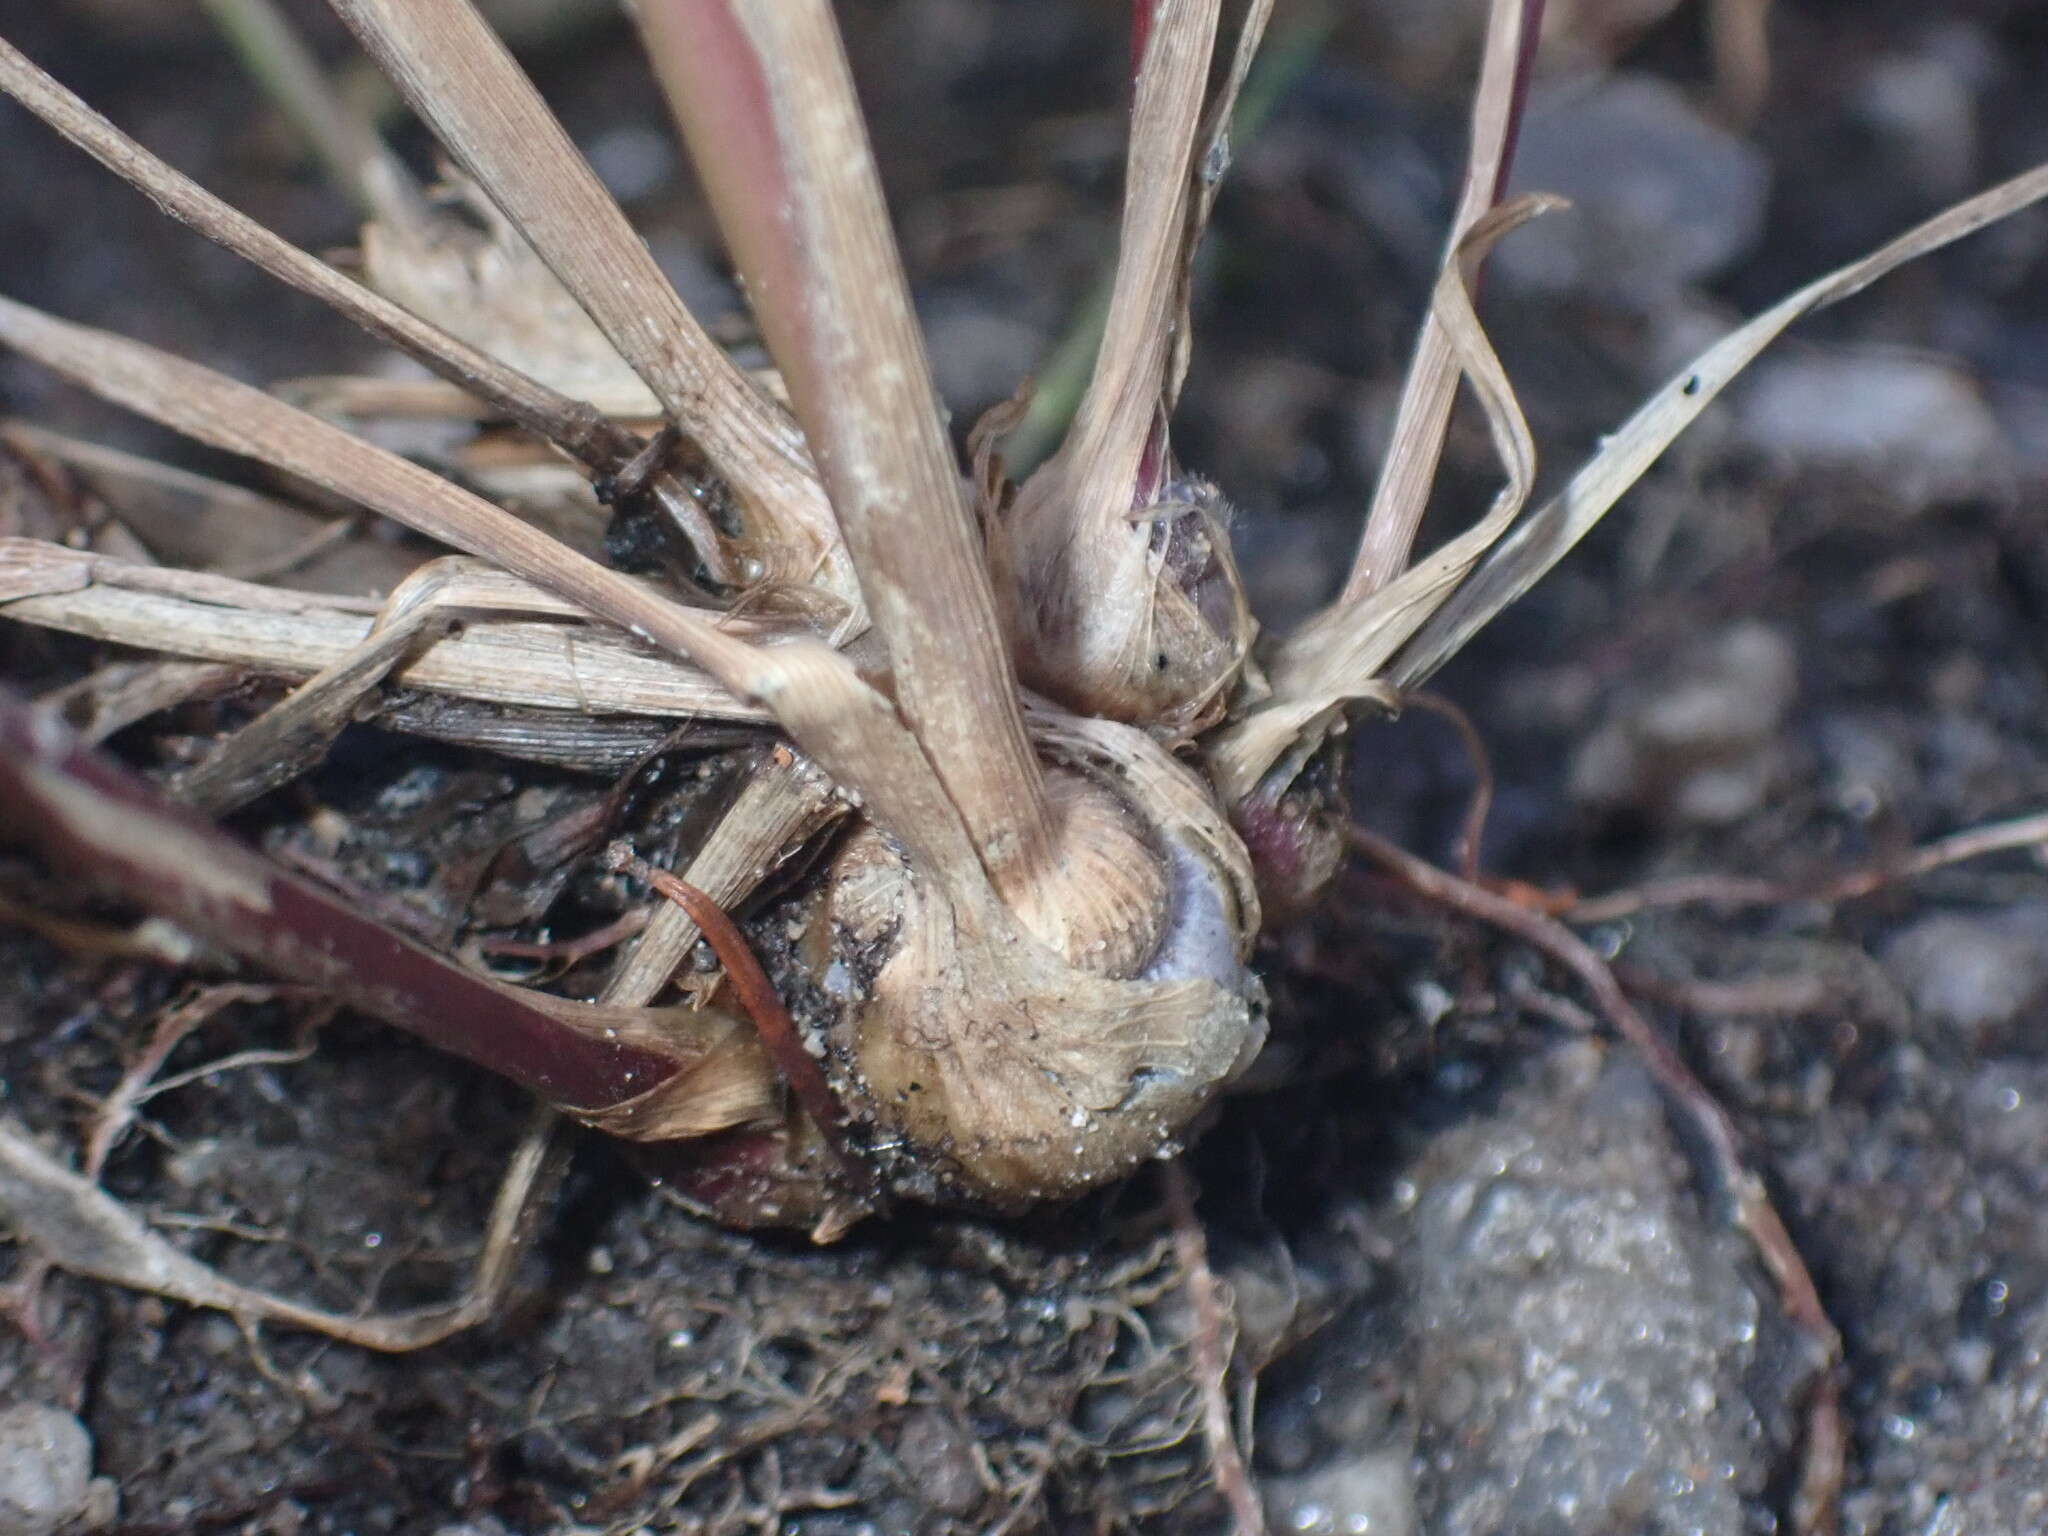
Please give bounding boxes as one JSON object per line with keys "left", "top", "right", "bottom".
{"left": 1341, "top": 0, "right": 1545, "bottom": 603}
{"left": 1210, "top": 192, "right": 1560, "bottom": 805}
{"left": 1389, "top": 158, "right": 2048, "bottom": 686}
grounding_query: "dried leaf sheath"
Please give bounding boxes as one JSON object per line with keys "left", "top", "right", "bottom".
{"left": 0, "top": 295, "right": 1038, "bottom": 903}
{"left": 995, "top": 0, "right": 1256, "bottom": 731}
{"left": 1207, "top": 195, "right": 1557, "bottom": 801}
{"left": 0, "top": 540, "right": 765, "bottom": 724}
{"left": 0, "top": 296, "right": 769, "bottom": 687}
{"left": 1044, "top": 0, "right": 1221, "bottom": 531}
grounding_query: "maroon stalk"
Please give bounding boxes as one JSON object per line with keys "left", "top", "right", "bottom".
{"left": 0, "top": 686, "right": 692, "bottom": 1114}
{"left": 1130, "top": 0, "right": 1160, "bottom": 76}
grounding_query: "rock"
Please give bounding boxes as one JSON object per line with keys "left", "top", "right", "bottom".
{"left": 1500, "top": 73, "right": 1770, "bottom": 307}
{"left": 1569, "top": 620, "right": 1799, "bottom": 824}
{"left": 1262, "top": 1447, "right": 1419, "bottom": 1536}
{"left": 1815, "top": 708, "right": 1919, "bottom": 821}
{"left": 0, "top": 1406, "right": 93, "bottom": 1536}
{"left": 1803, "top": 1056, "right": 2048, "bottom": 1535}
{"left": 1881, "top": 907, "right": 2048, "bottom": 1040}
{"left": 1733, "top": 348, "right": 2005, "bottom": 489}
{"left": 1851, "top": 25, "right": 1994, "bottom": 201}
{"left": 1395, "top": 1041, "right": 1771, "bottom": 1534}
{"left": 891, "top": 1409, "right": 984, "bottom": 1517}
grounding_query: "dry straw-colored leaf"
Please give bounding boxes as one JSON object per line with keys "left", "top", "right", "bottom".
{"left": 0, "top": 294, "right": 1058, "bottom": 944}
{"left": 1040, "top": 0, "right": 1221, "bottom": 527}
{"left": 198, "top": 0, "right": 431, "bottom": 232}
{"left": 994, "top": 0, "right": 1263, "bottom": 733}
{"left": 602, "top": 749, "right": 843, "bottom": 1008}
{"left": 0, "top": 37, "right": 639, "bottom": 485}
{"left": 1209, "top": 193, "right": 1560, "bottom": 800}
{"left": 1389, "top": 159, "right": 2048, "bottom": 688}
{"left": 1342, "top": 0, "right": 1541, "bottom": 603}
{"left": 0, "top": 543, "right": 763, "bottom": 723}
{"left": 1212, "top": 161, "right": 2048, "bottom": 802}
{"left": 326, "top": 0, "right": 854, "bottom": 603}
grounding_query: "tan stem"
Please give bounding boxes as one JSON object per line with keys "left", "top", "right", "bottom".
{"left": 636, "top": 0, "right": 1056, "bottom": 903}
{"left": 198, "top": 0, "right": 431, "bottom": 235}
{"left": 603, "top": 750, "right": 841, "bottom": 1007}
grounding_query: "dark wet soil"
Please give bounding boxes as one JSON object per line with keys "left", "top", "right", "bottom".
{"left": 5, "top": 2, "right": 2048, "bottom": 1532}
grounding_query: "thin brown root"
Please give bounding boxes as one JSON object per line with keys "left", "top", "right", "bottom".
{"left": 1161, "top": 1159, "right": 1268, "bottom": 1536}
{"left": 83, "top": 983, "right": 321, "bottom": 1177}
{"left": 603, "top": 843, "right": 878, "bottom": 1217}
{"left": 1615, "top": 966, "right": 1833, "bottom": 1020}
{"left": 1342, "top": 821, "right": 1844, "bottom": 1536}
{"left": 0, "top": 1100, "right": 560, "bottom": 1350}
{"left": 477, "top": 907, "right": 650, "bottom": 966}
{"left": 604, "top": 846, "right": 843, "bottom": 1140}
{"left": 1569, "top": 808, "right": 2048, "bottom": 924}
{"left": 601, "top": 745, "right": 842, "bottom": 1007}
{"left": 0, "top": 985, "right": 320, "bottom": 1370}
{"left": 1396, "top": 689, "right": 1496, "bottom": 882}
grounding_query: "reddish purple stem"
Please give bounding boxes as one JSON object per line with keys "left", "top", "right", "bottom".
{"left": 0, "top": 686, "right": 677, "bottom": 1112}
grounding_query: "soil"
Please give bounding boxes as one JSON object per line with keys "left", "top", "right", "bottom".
{"left": 5, "top": 1, "right": 2048, "bottom": 1533}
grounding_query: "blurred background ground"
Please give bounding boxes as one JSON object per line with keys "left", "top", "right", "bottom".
{"left": 5, "top": 1, "right": 2048, "bottom": 1532}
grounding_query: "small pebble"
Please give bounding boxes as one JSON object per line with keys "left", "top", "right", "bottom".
{"left": 1569, "top": 620, "right": 1797, "bottom": 824}
{"left": 1261, "top": 1447, "right": 1418, "bottom": 1536}
{"left": 1734, "top": 349, "right": 2004, "bottom": 486}
{"left": 0, "top": 1405, "right": 93, "bottom": 1536}
{"left": 892, "top": 1409, "right": 983, "bottom": 1517}
{"left": 1881, "top": 908, "right": 2048, "bottom": 1037}
{"left": 1501, "top": 72, "right": 1769, "bottom": 306}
